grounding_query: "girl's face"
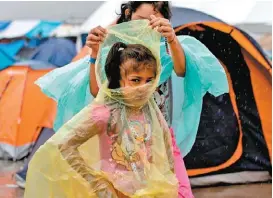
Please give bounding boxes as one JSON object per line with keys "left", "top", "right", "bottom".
{"left": 130, "top": 4, "right": 164, "bottom": 20}
{"left": 117, "top": 59, "right": 157, "bottom": 108}
{"left": 119, "top": 60, "right": 156, "bottom": 88}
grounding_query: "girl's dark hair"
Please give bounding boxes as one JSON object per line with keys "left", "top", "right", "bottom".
{"left": 105, "top": 42, "right": 157, "bottom": 89}
{"left": 117, "top": 1, "right": 172, "bottom": 24}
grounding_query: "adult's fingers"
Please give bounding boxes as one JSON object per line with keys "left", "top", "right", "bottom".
{"left": 92, "top": 28, "right": 106, "bottom": 39}
{"left": 151, "top": 20, "right": 170, "bottom": 29}
{"left": 97, "top": 26, "right": 107, "bottom": 34}
{"left": 88, "top": 34, "right": 102, "bottom": 42}
{"left": 149, "top": 15, "right": 160, "bottom": 25}
{"left": 158, "top": 26, "right": 173, "bottom": 33}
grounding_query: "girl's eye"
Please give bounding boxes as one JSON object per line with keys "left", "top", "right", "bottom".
{"left": 131, "top": 79, "right": 140, "bottom": 83}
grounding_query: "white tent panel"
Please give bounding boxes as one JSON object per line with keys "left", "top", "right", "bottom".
{"left": 0, "top": 20, "right": 40, "bottom": 39}
{"left": 80, "top": 1, "right": 123, "bottom": 33}
{"left": 50, "top": 24, "right": 81, "bottom": 37}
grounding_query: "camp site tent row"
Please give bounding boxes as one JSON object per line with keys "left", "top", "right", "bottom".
{"left": 0, "top": 40, "right": 76, "bottom": 159}
{"left": 0, "top": 6, "right": 271, "bottom": 187}
{"left": 0, "top": 24, "right": 77, "bottom": 159}
{"left": 0, "top": 38, "right": 77, "bottom": 159}
{"left": 0, "top": 38, "right": 77, "bottom": 70}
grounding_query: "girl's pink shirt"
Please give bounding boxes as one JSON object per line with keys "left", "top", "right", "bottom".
{"left": 91, "top": 105, "right": 194, "bottom": 198}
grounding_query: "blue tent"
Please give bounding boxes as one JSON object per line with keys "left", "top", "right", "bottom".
{"left": 0, "top": 40, "right": 25, "bottom": 57}
{"left": 0, "top": 40, "right": 25, "bottom": 70}
{"left": 30, "top": 38, "right": 76, "bottom": 67}
{"left": 26, "top": 21, "right": 61, "bottom": 38}
{"left": 0, "top": 21, "right": 10, "bottom": 31}
{"left": 0, "top": 48, "right": 14, "bottom": 70}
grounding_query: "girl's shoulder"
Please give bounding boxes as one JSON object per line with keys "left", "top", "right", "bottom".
{"left": 91, "top": 104, "right": 111, "bottom": 124}
{"left": 91, "top": 104, "right": 121, "bottom": 124}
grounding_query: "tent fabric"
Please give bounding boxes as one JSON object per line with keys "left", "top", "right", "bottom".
{"left": 0, "top": 40, "right": 25, "bottom": 57}
{"left": 176, "top": 23, "right": 271, "bottom": 72}
{"left": 240, "top": 30, "right": 272, "bottom": 67}
{"left": 0, "top": 66, "right": 56, "bottom": 160}
{"left": 14, "top": 60, "right": 56, "bottom": 70}
{"left": 0, "top": 40, "right": 31, "bottom": 70}
{"left": 0, "top": 20, "right": 40, "bottom": 39}
{"left": 171, "top": 7, "right": 223, "bottom": 28}
{"left": 50, "top": 24, "right": 81, "bottom": 37}
{"left": 16, "top": 39, "right": 48, "bottom": 60}
{"left": 0, "top": 49, "right": 14, "bottom": 70}
{"left": 30, "top": 38, "right": 76, "bottom": 67}
{"left": 0, "top": 40, "right": 25, "bottom": 70}
{"left": 26, "top": 38, "right": 47, "bottom": 48}
{"left": 0, "top": 21, "right": 11, "bottom": 31}
{"left": 171, "top": 8, "right": 270, "bottom": 68}
{"left": 26, "top": 21, "right": 61, "bottom": 38}
{"left": 13, "top": 60, "right": 56, "bottom": 70}
{"left": 174, "top": 23, "right": 271, "bottom": 184}
{"left": 0, "top": 20, "right": 62, "bottom": 39}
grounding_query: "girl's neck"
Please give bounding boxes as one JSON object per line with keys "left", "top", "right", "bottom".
{"left": 126, "top": 106, "right": 143, "bottom": 117}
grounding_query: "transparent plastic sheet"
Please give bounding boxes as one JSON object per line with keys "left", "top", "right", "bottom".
{"left": 25, "top": 20, "right": 178, "bottom": 198}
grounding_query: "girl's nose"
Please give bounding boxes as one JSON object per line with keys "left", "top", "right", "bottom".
{"left": 139, "top": 81, "right": 146, "bottom": 86}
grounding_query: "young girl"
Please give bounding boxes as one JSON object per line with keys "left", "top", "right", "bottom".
{"left": 25, "top": 22, "right": 179, "bottom": 197}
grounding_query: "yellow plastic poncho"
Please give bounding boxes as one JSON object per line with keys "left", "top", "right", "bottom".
{"left": 24, "top": 20, "right": 178, "bottom": 198}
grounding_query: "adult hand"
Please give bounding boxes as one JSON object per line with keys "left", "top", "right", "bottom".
{"left": 149, "top": 15, "right": 175, "bottom": 43}
{"left": 86, "top": 26, "right": 107, "bottom": 57}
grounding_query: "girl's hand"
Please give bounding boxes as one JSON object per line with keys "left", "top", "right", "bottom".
{"left": 86, "top": 26, "right": 107, "bottom": 57}
{"left": 149, "top": 15, "right": 175, "bottom": 43}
